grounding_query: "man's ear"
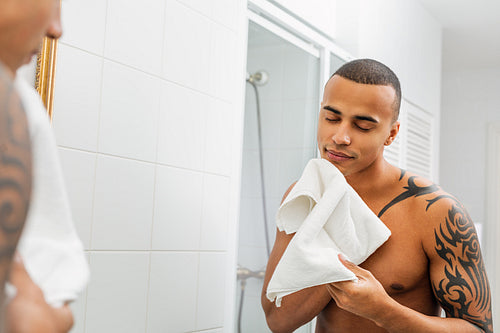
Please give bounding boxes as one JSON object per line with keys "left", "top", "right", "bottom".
{"left": 384, "top": 121, "right": 400, "bottom": 146}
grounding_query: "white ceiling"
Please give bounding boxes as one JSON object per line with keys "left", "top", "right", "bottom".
{"left": 418, "top": 0, "right": 500, "bottom": 70}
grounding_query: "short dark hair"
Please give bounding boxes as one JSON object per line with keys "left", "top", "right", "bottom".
{"left": 332, "top": 58, "right": 401, "bottom": 121}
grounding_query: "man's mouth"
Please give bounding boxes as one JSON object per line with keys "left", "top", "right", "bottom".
{"left": 325, "top": 149, "right": 354, "bottom": 161}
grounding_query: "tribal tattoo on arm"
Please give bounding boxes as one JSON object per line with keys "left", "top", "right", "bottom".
{"left": 431, "top": 199, "right": 493, "bottom": 332}
{"left": 0, "top": 64, "right": 32, "bottom": 305}
{"left": 379, "top": 170, "right": 493, "bottom": 332}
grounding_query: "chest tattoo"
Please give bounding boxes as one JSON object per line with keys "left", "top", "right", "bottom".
{"left": 377, "top": 173, "right": 439, "bottom": 218}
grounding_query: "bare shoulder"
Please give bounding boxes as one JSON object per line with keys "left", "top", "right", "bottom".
{"left": 377, "top": 169, "right": 448, "bottom": 220}
{"left": 281, "top": 181, "right": 298, "bottom": 204}
{"left": 399, "top": 170, "right": 471, "bottom": 228}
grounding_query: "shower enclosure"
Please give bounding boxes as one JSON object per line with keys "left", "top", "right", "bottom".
{"left": 236, "top": 21, "right": 320, "bottom": 332}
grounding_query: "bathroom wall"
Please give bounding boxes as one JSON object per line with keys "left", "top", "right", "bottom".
{"left": 440, "top": 64, "right": 500, "bottom": 328}
{"left": 336, "top": 0, "right": 442, "bottom": 115}
{"left": 440, "top": 65, "right": 500, "bottom": 243}
{"left": 52, "top": 0, "right": 247, "bottom": 332}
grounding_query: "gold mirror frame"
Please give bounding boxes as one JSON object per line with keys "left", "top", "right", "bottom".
{"left": 35, "top": 37, "right": 59, "bottom": 120}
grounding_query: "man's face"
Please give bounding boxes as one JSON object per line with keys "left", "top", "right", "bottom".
{"left": 317, "top": 75, "right": 399, "bottom": 177}
{"left": 0, "top": 0, "right": 62, "bottom": 75}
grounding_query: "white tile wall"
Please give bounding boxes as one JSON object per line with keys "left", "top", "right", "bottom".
{"left": 200, "top": 174, "right": 230, "bottom": 251}
{"left": 175, "top": 0, "right": 213, "bottom": 18}
{"left": 99, "top": 61, "right": 160, "bottom": 162}
{"left": 156, "top": 81, "right": 207, "bottom": 171}
{"left": 92, "top": 155, "right": 155, "bottom": 250}
{"left": 240, "top": 150, "right": 261, "bottom": 198}
{"left": 282, "top": 44, "right": 319, "bottom": 101}
{"left": 104, "top": 0, "right": 165, "bottom": 74}
{"left": 209, "top": 21, "right": 239, "bottom": 102}
{"left": 58, "top": 147, "right": 96, "bottom": 249}
{"left": 163, "top": 0, "right": 212, "bottom": 93}
{"left": 53, "top": 44, "right": 103, "bottom": 151}
{"left": 258, "top": 100, "right": 283, "bottom": 150}
{"left": 85, "top": 252, "right": 150, "bottom": 333}
{"left": 280, "top": 99, "right": 318, "bottom": 149}
{"left": 147, "top": 252, "right": 199, "bottom": 332}
{"left": 212, "top": 0, "right": 238, "bottom": 31}
{"left": 196, "top": 253, "right": 227, "bottom": 329}
{"left": 238, "top": 197, "right": 265, "bottom": 247}
{"left": 204, "top": 98, "right": 232, "bottom": 175}
{"left": 152, "top": 165, "right": 203, "bottom": 250}
{"left": 60, "top": 0, "right": 107, "bottom": 55}
{"left": 69, "top": 253, "right": 90, "bottom": 333}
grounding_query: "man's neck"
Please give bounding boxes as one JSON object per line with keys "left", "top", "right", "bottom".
{"left": 345, "top": 158, "right": 397, "bottom": 199}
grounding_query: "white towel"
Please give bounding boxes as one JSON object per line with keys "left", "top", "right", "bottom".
{"left": 266, "top": 158, "right": 391, "bottom": 307}
{"left": 13, "top": 77, "right": 89, "bottom": 307}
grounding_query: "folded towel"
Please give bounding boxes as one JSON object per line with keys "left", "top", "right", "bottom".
{"left": 13, "top": 77, "right": 89, "bottom": 307}
{"left": 266, "top": 158, "right": 391, "bottom": 307}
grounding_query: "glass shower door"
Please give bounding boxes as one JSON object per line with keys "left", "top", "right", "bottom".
{"left": 236, "top": 21, "right": 320, "bottom": 332}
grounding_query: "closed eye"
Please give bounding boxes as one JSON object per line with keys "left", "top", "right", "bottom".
{"left": 355, "top": 124, "right": 372, "bottom": 131}
{"left": 325, "top": 117, "right": 339, "bottom": 122}
{"left": 355, "top": 121, "right": 376, "bottom": 131}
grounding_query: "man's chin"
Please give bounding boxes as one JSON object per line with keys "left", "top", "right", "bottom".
{"left": 321, "top": 157, "right": 349, "bottom": 176}
{"left": 25, "top": 53, "right": 37, "bottom": 65}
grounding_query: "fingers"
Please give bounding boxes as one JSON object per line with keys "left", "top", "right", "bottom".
{"left": 326, "top": 284, "right": 341, "bottom": 303}
{"left": 338, "top": 254, "right": 369, "bottom": 277}
{"left": 329, "top": 278, "right": 359, "bottom": 294}
{"left": 9, "top": 252, "right": 30, "bottom": 284}
{"left": 338, "top": 253, "right": 356, "bottom": 269}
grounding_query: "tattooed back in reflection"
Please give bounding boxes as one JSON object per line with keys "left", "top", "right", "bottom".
{"left": 0, "top": 62, "right": 32, "bottom": 305}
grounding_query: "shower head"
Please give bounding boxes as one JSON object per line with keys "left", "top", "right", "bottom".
{"left": 246, "top": 70, "right": 269, "bottom": 86}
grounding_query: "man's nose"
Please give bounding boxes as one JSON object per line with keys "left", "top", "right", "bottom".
{"left": 332, "top": 125, "right": 351, "bottom": 145}
{"left": 46, "top": 6, "right": 63, "bottom": 40}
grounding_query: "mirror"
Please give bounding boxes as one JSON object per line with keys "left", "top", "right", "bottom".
{"left": 35, "top": 36, "right": 59, "bottom": 119}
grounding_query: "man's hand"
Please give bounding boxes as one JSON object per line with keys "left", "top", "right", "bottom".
{"left": 4, "top": 254, "right": 74, "bottom": 333}
{"left": 326, "top": 254, "right": 395, "bottom": 323}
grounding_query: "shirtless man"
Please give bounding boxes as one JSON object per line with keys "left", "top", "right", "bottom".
{"left": 262, "top": 59, "right": 492, "bottom": 332}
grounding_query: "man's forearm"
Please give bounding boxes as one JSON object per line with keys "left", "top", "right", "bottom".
{"left": 262, "top": 285, "right": 331, "bottom": 333}
{"left": 374, "top": 298, "right": 485, "bottom": 333}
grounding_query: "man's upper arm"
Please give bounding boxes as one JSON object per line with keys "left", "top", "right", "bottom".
{"left": 0, "top": 62, "right": 32, "bottom": 301}
{"left": 426, "top": 196, "right": 493, "bottom": 332}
